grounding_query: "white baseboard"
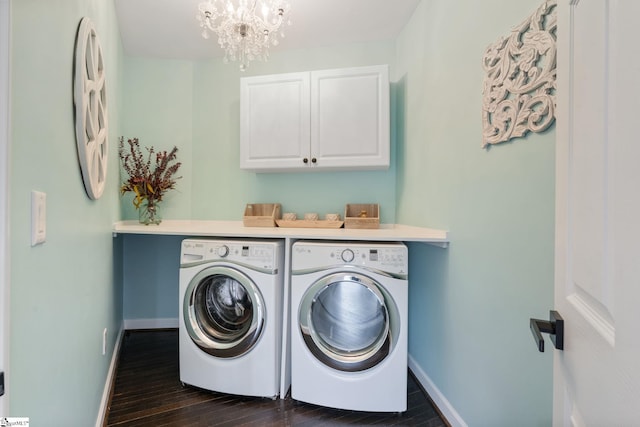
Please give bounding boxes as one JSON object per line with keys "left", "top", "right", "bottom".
{"left": 123, "top": 318, "right": 179, "bottom": 330}
{"left": 408, "top": 354, "right": 468, "bottom": 427}
{"left": 95, "top": 324, "right": 124, "bottom": 427}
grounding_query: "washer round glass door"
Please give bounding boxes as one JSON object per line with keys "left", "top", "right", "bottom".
{"left": 184, "top": 265, "right": 265, "bottom": 358}
{"left": 299, "top": 273, "right": 392, "bottom": 372}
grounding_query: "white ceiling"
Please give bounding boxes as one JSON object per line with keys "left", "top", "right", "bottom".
{"left": 114, "top": 0, "right": 422, "bottom": 60}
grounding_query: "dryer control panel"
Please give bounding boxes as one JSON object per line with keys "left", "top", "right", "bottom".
{"left": 292, "top": 241, "right": 408, "bottom": 275}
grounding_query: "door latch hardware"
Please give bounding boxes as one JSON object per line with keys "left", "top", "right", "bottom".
{"left": 530, "top": 310, "right": 564, "bottom": 352}
{"left": 0, "top": 371, "right": 4, "bottom": 396}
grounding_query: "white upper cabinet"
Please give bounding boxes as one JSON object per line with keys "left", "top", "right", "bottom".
{"left": 240, "top": 65, "right": 390, "bottom": 172}
{"left": 240, "top": 72, "right": 311, "bottom": 171}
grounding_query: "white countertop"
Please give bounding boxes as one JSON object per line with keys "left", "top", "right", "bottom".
{"left": 113, "top": 220, "right": 449, "bottom": 247}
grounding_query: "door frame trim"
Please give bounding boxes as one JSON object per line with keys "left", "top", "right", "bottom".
{"left": 0, "top": 0, "right": 11, "bottom": 414}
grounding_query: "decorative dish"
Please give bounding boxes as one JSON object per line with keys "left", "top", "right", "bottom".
{"left": 276, "top": 219, "right": 344, "bottom": 229}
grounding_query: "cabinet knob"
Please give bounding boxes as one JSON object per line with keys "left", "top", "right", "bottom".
{"left": 303, "top": 158, "right": 309, "bottom": 164}
{"left": 311, "top": 157, "right": 317, "bottom": 164}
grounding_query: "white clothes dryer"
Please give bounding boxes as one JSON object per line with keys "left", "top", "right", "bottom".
{"left": 179, "top": 239, "right": 284, "bottom": 398}
{"left": 290, "top": 241, "right": 408, "bottom": 412}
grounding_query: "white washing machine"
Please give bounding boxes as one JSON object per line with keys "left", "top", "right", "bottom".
{"left": 290, "top": 241, "right": 408, "bottom": 412}
{"left": 179, "top": 239, "right": 284, "bottom": 398}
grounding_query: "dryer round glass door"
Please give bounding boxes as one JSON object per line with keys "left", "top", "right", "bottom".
{"left": 184, "top": 266, "right": 265, "bottom": 358}
{"left": 299, "top": 273, "right": 393, "bottom": 372}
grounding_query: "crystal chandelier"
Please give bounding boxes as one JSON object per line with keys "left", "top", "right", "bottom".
{"left": 196, "top": 0, "right": 292, "bottom": 71}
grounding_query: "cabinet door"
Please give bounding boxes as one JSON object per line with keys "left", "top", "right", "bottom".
{"left": 310, "top": 65, "right": 390, "bottom": 170}
{"left": 240, "top": 72, "right": 310, "bottom": 171}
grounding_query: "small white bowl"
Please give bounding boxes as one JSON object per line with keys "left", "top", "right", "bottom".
{"left": 304, "top": 213, "right": 319, "bottom": 221}
{"left": 325, "top": 213, "right": 340, "bottom": 221}
{"left": 283, "top": 212, "right": 297, "bottom": 221}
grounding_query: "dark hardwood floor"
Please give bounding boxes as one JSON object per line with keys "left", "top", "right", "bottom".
{"left": 105, "top": 330, "right": 448, "bottom": 426}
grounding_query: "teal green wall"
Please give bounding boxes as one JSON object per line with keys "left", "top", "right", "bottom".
{"left": 122, "top": 234, "right": 184, "bottom": 321}
{"left": 192, "top": 42, "right": 397, "bottom": 222}
{"left": 120, "top": 42, "right": 398, "bottom": 322}
{"left": 121, "top": 41, "right": 397, "bottom": 223}
{"left": 396, "top": 1, "right": 554, "bottom": 425}
{"left": 9, "top": 0, "right": 123, "bottom": 424}
{"left": 120, "top": 58, "right": 194, "bottom": 221}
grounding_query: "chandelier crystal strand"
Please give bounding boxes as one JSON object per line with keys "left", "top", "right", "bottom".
{"left": 197, "top": 0, "right": 291, "bottom": 71}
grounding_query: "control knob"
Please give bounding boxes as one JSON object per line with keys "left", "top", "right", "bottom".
{"left": 341, "top": 249, "right": 355, "bottom": 263}
{"left": 216, "top": 245, "right": 229, "bottom": 258}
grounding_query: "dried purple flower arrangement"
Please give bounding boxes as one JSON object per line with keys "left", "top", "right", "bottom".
{"left": 118, "top": 137, "right": 182, "bottom": 224}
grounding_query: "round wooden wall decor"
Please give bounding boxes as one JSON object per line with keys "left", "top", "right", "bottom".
{"left": 74, "top": 17, "right": 108, "bottom": 200}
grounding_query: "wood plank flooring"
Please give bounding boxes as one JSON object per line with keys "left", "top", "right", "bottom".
{"left": 105, "top": 330, "right": 448, "bottom": 426}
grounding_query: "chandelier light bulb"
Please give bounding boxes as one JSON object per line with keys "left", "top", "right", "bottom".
{"left": 197, "top": 0, "right": 291, "bottom": 71}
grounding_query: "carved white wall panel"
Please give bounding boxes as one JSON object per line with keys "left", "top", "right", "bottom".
{"left": 481, "top": 0, "right": 557, "bottom": 148}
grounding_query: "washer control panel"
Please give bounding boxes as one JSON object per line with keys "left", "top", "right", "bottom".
{"left": 181, "top": 239, "right": 282, "bottom": 270}
{"left": 292, "top": 241, "right": 408, "bottom": 275}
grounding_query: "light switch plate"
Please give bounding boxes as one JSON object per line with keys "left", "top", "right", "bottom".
{"left": 31, "top": 190, "right": 46, "bottom": 246}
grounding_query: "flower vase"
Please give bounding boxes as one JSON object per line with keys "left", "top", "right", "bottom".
{"left": 139, "top": 200, "right": 162, "bottom": 225}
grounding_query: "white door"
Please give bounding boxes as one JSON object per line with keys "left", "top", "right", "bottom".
{"left": 0, "top": 0, "right": 9, "bottom": 415}
{"left": 554, "top": 0, "right": 640, "bottom": 425}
